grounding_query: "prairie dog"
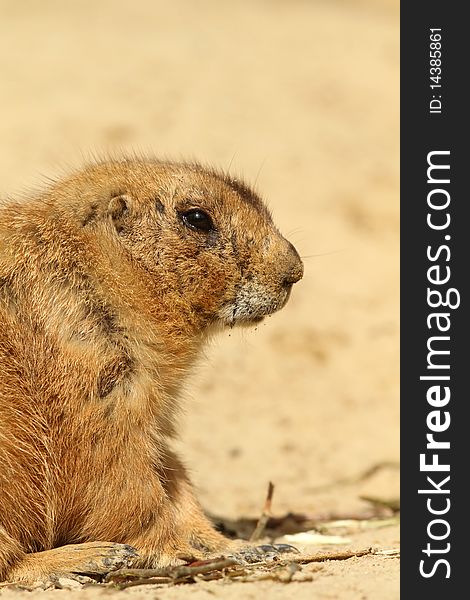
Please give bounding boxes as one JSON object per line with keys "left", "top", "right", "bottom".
{"left": 0, "top": 158, "right": 303, "bottom": 583}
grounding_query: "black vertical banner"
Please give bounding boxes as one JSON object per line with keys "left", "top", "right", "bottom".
{"left": 401, "top": 3, "right": 467, "bottom": 597}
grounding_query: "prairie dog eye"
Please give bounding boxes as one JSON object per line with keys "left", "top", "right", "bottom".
{"left": 180, "top": 209, "right": 214, "bottom": 233}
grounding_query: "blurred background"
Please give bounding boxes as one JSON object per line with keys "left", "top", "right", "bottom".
{"left": 0, "top": 0, "right": 399, "bottom": 520}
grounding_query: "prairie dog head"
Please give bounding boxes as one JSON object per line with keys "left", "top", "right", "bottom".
{"left": 69, "top": 159, "right": 303, "bottom": 329}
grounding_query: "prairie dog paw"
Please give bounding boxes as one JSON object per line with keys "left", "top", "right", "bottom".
{"left": 230, "top": 543, "right": 299, "bottom": 564}
{"left": 67, "top": 542, "right": 140, "bottom": 574}
{"left": 7, "top": 542, "right": 140, "bottom": 585}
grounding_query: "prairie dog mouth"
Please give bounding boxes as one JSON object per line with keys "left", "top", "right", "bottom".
{"left": 217, "top": 282, "right": 292, "bottom": 327}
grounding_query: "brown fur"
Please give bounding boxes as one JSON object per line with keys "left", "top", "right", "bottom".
{"left": 0, "top": 158, "right": 303, "bottom": 583}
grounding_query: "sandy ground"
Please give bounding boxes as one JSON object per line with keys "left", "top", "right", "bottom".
{"left": 0, "top": 0, "right": 399, "bottom": 598}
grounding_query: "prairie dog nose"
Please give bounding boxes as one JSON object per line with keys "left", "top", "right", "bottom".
{"left": 282, "top": 240, "right": 304, "bottom": 286}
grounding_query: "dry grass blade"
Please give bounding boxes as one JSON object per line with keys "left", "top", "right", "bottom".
{"left": 250, "top": 481, "right": 275, "bottom": 542}
{"left": 317, "top": 516, "right": 400, "bottom": 535}
{"left": 373, "top": 548, "right": 400, "bottom": 558}
{"left": 360, "top": 495, "right": 400, "bottom": 512}
{"left": 308, "top": 461, "right": 399, "bottom": 493}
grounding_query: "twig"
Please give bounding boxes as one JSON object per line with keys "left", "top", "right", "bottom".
{"left": 250, "top": 481, "right": 275, "bottom": 542}
{"left": 105, "top": 558, "right": 238, "bottom": 587}
{"left": 307, "top": 461, "right": 400, "bottom": 493}
{"left": 286, "top": 547, "right": 373, "bottom": 564}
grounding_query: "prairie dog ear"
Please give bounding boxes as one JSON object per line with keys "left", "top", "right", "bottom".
{"left": 108, "top": 194, "right": 131, "bottom": 233}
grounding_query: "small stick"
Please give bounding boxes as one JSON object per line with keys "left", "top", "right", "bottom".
{"left": 250, "top": 481, "right": 275, "bottom": 542}
{"left": 105, "top": 558, "right": 238, "bottom": 585}
{"left": 287, "top": 547, "right": 372, "bottom": 564}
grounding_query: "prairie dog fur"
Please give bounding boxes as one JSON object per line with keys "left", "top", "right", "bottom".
{"left": 0, "top": 158, "right": 303, "bottom": 583}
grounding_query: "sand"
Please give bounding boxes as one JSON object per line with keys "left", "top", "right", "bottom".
{"left": 0, "top": 0, "right": 399, "bottom": 598}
